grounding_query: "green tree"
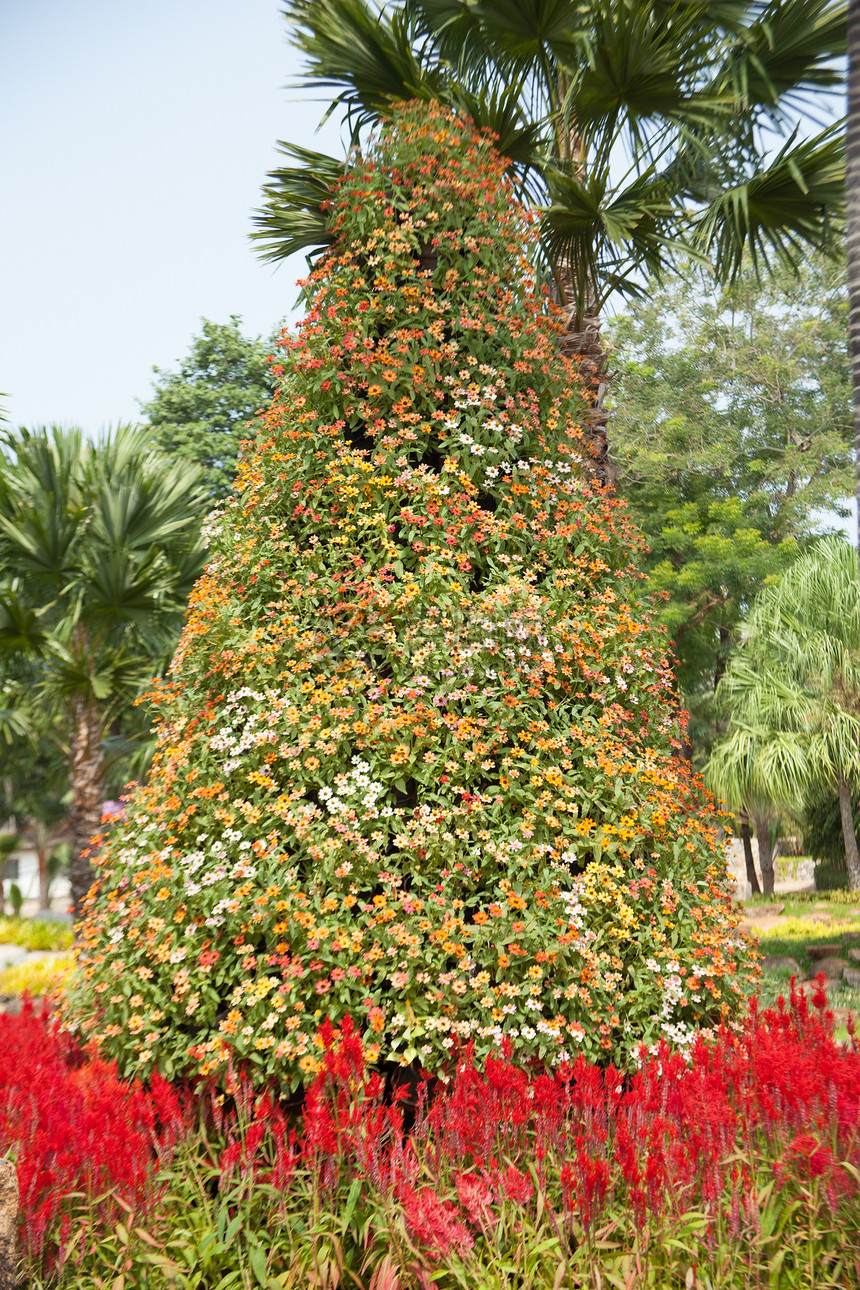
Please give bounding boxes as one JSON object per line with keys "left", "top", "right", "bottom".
{"left": 0, "top": 425, "right": 209, "bottom": 914}
{"left": 255, "top": 1, "right": 845, "bottom": 398}
{"left": 139, "top": 317, "right": 281, "bottom": 501}
{"left": 803, "top": 782, "right": 860, "bottom": 886}
{"left": 708, "top": 535, "right": 860, "bottom": 892}
{"left": 608, "top": 251, "right": 853, "bottom": 758}
{"left": 0, "top": 724, "right": 69, "bottom": 910}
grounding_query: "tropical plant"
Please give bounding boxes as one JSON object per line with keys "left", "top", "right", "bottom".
{"left": 0, "top": 731, "right": 70, "bottom": 909}
{"left": 0, "top": 425, "right": 209, "bottom": 914}
{"left": 708, "top": 535, "right": 860, "bottom": 892}
{"left": 254, "top": 0, "right": 846, "bottom": 476}
{"left": 847, "top": 0, "right": 860, "bottom": 551}
{"left": 67, "top": 106, "right": 750, "bottom": 1093}
{"left": 139, "top": 316, "right": 282, "bottom": 501}
{"left": 609, "top": 250, "right": 853, "bottom": 760}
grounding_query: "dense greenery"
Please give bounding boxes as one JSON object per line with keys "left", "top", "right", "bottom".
{"left": 257, "top": 0, "right": 846, "bottom": 320}
{"left": 709, "top": 535, "right": 860, "bottom": 892}
{"left": 609, "top": 252, "right": 853, "bottom": 758}
{"left": 804, "top": 784, "right": 860, "bottom": 886}
{"left": 0, "top": 425, "right": 208, "bottom": 911}
{"left": 140, "top": 317, "right": 280, "bottom": 501}
{"left": 68, "top": 106, "right": 749, "bottom": 1091}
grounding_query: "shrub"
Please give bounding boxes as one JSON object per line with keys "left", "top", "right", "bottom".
{"left": 0, "top": 917, "right": 74, "bottom": 952}
{"left": 67, "top": 103, "right": 750, "bottom": 1092}
{"left": 0, "top": 952, "right": 74, "bottom": 999}
{"left": 804, "top": 785, "right": 860, "bottom": 882}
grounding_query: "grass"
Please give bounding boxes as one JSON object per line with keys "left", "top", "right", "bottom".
{"left": 740, "top": 891, "right": 860, "bottom": 1039}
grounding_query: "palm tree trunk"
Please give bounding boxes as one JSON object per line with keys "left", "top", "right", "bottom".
{"left": 751, "top": 808, "right": 775, "bottom": 895}
{"left": 559, "top": 302, "right": 615, "bottom": 489}
{"left": 837, "top": 774, "right": 860, "bottom": 891}
{"left": 739, "top": 810, "right": 761, "bottom": 895}
{"left": 36, "top": 836, "right": 50, "bottom": 911}
{"left": 848, "top": 0, "right": 860, "bottom": 555}
{"left": 68, "top": 693, "right": 105, "bottom": 917}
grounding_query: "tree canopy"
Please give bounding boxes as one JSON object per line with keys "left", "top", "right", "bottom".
{"left": 254, "top": 0, "right": 846, "bottom": 325}
{"left": 608, "top": 251, "right": 853, "bottom": 757}
{"left": 708, "top": 535, "right": 860, "bottom": 891}
{"left": 139, "top": 317, "right": 280, "bottom": 501}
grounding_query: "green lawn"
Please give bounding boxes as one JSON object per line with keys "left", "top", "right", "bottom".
{"left": 740, "top": 891, "right": 860, "bottom": 1036}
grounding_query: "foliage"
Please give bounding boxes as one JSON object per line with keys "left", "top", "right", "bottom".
{"left": 708, "top": 535, "right": 860, "bottom": 888}
{"left": 0, "top": 424, "right": 210, "bottom": 909}
{"left": 772, "top": 889, "right": 860, "bottom": 908}
{"left": 7, "top": 883, "right": 22, "bottom": 918}
{"left": 0, "top": 917, "right": 74, "bottom": 952}
{"left": 0, "top": 736, "right": 71, "bottom": 910}
{"left": 256, "top": 0, "right": 847, "bottom": 323}
{"left": 11, "top": 994, "right": 860, "bottom": 1289}
{"left": 0, "top": 1002, "right": 186, "bottom": 1275}
{"left": 0, "top": 953, "right": 74, "bottom": 998}
{"left": 67, "top": 106, "right": 750, "bottom": 1091}
{"left": 805, "top": 783, "right": 860, "bottom": 869}
{"left": 139, "top": 317, "right": 281, "bottom": 502}
{"left": 608, "top": 252, "right": 853, "bottom": 757}
{"left": 757, "top": 915, "right": 860, "bottom": 941}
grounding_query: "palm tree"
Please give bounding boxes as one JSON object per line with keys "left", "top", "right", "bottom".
{"left": 708, "top": 536, "right": 860, "bottom": 892}
{"left": 0, "top": 426, "right": 209, "bottom": 914}
{"left": 254, "top": 0, "right": 846, "bottom": 477}
{"left": 848, "top": 0, "right": 860, "bottom": 552}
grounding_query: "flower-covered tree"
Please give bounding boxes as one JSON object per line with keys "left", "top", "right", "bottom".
{"left": 68, "top": 106, "right": 750, "bottom": 1088}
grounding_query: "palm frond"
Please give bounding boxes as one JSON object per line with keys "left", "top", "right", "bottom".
{"left": 252, "top": 143, "right": 346, "bottom": 264}
{"left": 693, "top": 125, "right": 845, "bottom": 282}
{"left": 410, "top": 0, "right": 590, "bottom": 80}
{"left": 287, "top": 0, "right": 447, "bottom": 133}
{"left": 716, "top": 0, "right": 846, "bottom": 116}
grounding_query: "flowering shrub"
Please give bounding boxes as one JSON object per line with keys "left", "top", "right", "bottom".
{"left": 67, "top": 103, "right": 750, "bottom": 1090}
{"left": 13, "top": 987, "right": 860, "bottom": 1288}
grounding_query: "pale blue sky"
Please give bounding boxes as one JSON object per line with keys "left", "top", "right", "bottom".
{"left": 1, "top": 0, "right": 342, "bottom": 431}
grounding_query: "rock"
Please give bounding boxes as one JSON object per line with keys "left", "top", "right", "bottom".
{"left": 0, "top": 1156, "right": 17, "bottom": 1290}
{"left": 812, "top": 957, "right": 847, "bottom": 981}
{"left": 847, "top": 948, "right": 860, "bottom": 965}
{"left": 0, "top": 945, "right": 27, "bottom": 971}
{"left": 31, "top": 909, "right": 73, "bottom": 925}
{"left": 843, "top": 966, "right": 860, "bottom": 990}
{"left": 807, "top": 944, "right": 842, "bottom": 960}
{"left": 763, "top": 955, "right": 802, "bottom": 977}
{"left": 830, "top": 1007, "right": 859, "bottom": 1032}
{"left": 746, "top": 904, "right": 785, "bottom": 918}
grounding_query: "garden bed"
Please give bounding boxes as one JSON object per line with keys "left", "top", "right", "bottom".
{"left": 3, "top": 986, "right": 859, "bottom": 1289}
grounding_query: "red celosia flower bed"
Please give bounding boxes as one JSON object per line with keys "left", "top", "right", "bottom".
{"left": 0, "top": 1001, "right": 186, "bottom": 1268}
{"left": 3, "top": 985, "right": 859, "bottom": 1281}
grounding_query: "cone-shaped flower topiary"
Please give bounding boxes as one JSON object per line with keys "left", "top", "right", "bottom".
{"left": 68, "top": 105, "right": 751, "bottom": 1088}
